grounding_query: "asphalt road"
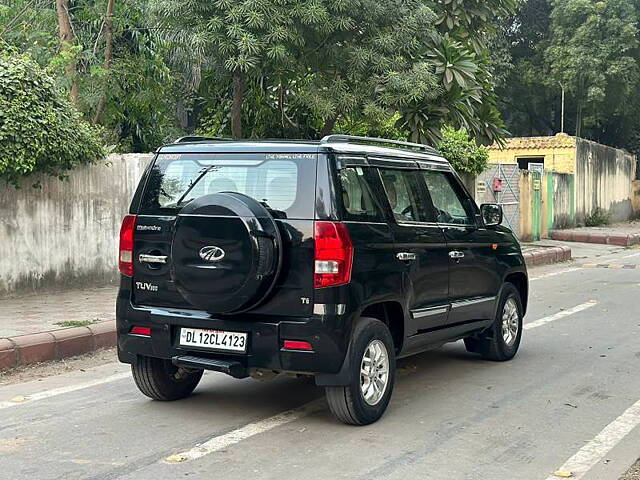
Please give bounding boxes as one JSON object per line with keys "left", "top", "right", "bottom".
{"left": 1, "top": 245, "right": 639, "bottom": 480}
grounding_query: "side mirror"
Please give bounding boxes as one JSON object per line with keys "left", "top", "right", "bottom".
{"left": 481, "top": 203, "right": 503, "bottom": 227}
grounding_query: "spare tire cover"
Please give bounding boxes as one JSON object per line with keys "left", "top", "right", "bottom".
{"left": 171, "top": 192, "right": 283, "bottom": 313}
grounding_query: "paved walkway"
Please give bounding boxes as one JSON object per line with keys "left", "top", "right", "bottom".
{"left": 0, "top": 286, "right": 117, "bottom": 337}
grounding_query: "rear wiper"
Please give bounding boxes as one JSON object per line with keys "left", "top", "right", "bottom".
{"left": 173, "top": 166, "right": 214, "bottom": 207}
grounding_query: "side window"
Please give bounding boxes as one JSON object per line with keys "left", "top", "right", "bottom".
{"left": 338, "top": 167, "right": 383, "bottom": 222}
{"left": 422, "top": 171, "right": 474, "bottom": 225}
{"left": 379, "top": 169, "right": 432, "bottom": 223}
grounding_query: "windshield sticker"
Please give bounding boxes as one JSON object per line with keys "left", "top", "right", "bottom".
{"left": 265, "top": 154, "right": 315, "bottom": 160}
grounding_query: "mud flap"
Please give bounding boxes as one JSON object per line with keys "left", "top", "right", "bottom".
{"left": 314, "top": 340, "right": 353, "bottom": 387}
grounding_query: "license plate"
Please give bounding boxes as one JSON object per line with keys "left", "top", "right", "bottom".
{"left": 179, "top": 328, "right": 248, "bottom": 352}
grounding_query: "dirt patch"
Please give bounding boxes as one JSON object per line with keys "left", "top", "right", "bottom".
{"left": 621, "top": 458, "right": 640, "bottom": 480}
{"left": 0, "top": 348, "right": 118, "bottom": 386}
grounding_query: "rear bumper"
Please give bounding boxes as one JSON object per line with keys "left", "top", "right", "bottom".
{"left": 116, "top": 296, "right": 350, "bottom": 376}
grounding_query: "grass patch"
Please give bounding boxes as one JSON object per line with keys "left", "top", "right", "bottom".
{"left": 54, "top": 319, "right": 99, "bottom": 328}
{"left": 585, "top": 208, "right": 609, "bottom": 227}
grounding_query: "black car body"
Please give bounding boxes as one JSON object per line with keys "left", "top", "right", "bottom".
{"left": 117, "top": 135, "right": 528, "bottom": 424}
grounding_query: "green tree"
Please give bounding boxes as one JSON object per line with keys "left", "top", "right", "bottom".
{"left": 546, "top": 0, "right": 639, "bottom": 138}
{"left": 497, "top": 0, "right": 640, "bottom": 154}
{"left": 1, "top": 0, "right": 180, "bottom": 152}
{"left": 0, "top": 52, "right": 104, "bottom": 185}
{"left": 495, "top": 0, "right": 556, "bottom": 136}
{"left": 2, "top": 0, "right": 514, "bottom": 150}
{"left": 398, "top": 0, "right": 517, "bottom": 146}
{"left": 151, "top": 0, "right": 441, "bottom": 140}
{"left": 437, "top": 126, "right": 489, "bottom": 175}
{"left": 150, "top": 0, "right": 308, "bottom": 138}
{"left": 292, "top": 1, "right": 439, "bottom": 136}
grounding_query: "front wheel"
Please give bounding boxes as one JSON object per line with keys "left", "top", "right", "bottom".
{"left": 325, "top": 317, "right": 396, "bottom": 425}
{"left": 132, "top": 356, "right": 203, "bottom": 401}
{"left": 464, "top": 283, "right": 523, "bottom": 361}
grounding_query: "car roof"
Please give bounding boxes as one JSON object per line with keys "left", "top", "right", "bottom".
{"left": 157, "top": 138, "right": 448, "bottom": 164}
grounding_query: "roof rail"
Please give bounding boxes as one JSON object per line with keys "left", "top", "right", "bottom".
{"left": 320, "top": 134, "right": 437, "bottom": 154}
{"left": 173, "top": 136, "right": 232, "bottom": 144}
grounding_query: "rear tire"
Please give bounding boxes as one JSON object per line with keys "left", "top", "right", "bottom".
{"left": 464, "top": 283, "right": 523, "bottom": 361}
{"left": 325, "top": 317, "right": 396, "bottom": 425}
{"left": 132, "top": 356, "right": 203, "bottom": 401}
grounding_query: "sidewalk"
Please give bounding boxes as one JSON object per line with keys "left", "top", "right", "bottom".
{"left": 550, "top": 220, "right": 640, "bottom": 246}
{"left": 0, "top": 287, "right": 117, "bottom": 371}
{"left": 0, "top": 244, "right": 571, "bottom": 371}
{"left": 0, "top": 286, "right": 117, "bottom": 338}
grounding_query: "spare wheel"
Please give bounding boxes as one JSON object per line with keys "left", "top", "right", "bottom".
{"left": 171, "top": 192, "right": 283, "bottom": 313}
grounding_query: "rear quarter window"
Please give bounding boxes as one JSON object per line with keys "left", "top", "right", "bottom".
{"left": 337, "top": 167, "right": 384, "bottom": 222}
{"left": 140, "top": 153, "right": 316, "bottom": 219}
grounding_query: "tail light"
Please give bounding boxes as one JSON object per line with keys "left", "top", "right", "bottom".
{"left": 314, "top": 221, "right": 353, "bottom": 288}
{"left": 130, "top": 326, "right": 151, "bottom": 336}
{"left": 283, "top": 340, "right": 313, "bottom": 351}
{"left": 119, "top": 214, "right": 137, "bottom": 277}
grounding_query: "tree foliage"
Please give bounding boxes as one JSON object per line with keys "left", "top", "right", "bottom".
{"left": 1, "top": 0, "right": 516, "bottom": 162}
{"left": 0, "top": 52, "right": 104, "bottom": 185}
{"left": 546, "top": 0, "right": 639, "bottom": 139}
{"left": 398, "top": 0, "right": 517, "bottom": 146}
{"left": 497, "top": 0, "right": 640, "bottom": 154}
{"left": 437, "top": 126, "right": 489, "bottom": 175}
{"left": 151, "top": 0, "right": 442, "bottom": 139}
{"left": 1, "top": 0, "right": 180, "bottom": 152}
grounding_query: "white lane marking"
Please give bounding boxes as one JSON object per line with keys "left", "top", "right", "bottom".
{"left": 619, "top": 251, "right": 640, "bottom": 260}
{"left": 164, "top": 398, "right": 325, "bottom": 463}
{"left": 0, "top": 372, "right": 130, "bottom": 410}
{"left": 524, "top": 301, "right": 597, "bottom": 330}
{"left": 544, "top": 398, "right": 640, "bottom": 480}
{"left": 530, "top": 268, "right": 582, "bottom": 281}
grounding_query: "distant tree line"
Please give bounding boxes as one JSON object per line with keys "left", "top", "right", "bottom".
{"left": 1, "top": 0, "right": 516, "bottom": 155}
{"left": 496, "top": 0, "right": 640, "bottom": 154}
{"left": 2, "top": 0, "right": 637, "bottom": 183}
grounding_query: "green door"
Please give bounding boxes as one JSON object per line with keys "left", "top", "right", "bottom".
{"left": 531, "top": 172, "right": 542, "bottom": 241}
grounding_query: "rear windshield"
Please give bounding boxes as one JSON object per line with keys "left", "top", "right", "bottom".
{"left": 139, "top": 153, "right": 317, "bottom": 218}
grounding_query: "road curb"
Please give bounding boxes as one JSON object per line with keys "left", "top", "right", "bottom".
{"left": 0, "top": 320, "right": 116, "bottom": 372}
{"left": 522, "top": 245, "right": 572, "bottom": 267}
{"left": 550, "top": 230, "right": 640, "bottom": 247}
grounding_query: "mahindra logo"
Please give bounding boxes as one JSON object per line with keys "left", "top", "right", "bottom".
{"left": 199, "top": 245, "right": 225, "bottom": 262}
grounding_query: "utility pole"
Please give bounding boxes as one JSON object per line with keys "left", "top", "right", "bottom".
{"left": 560, "top": 82, "right": 565, "bottom": 134}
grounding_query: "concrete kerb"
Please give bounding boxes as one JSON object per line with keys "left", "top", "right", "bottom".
{"left": 0, "top": 320, "right": 116, "bottom": 372}
{"left": 550, "top": 230, "right": 640, "bottom": 247}
{"left": 522, "top": 245, "right": 572, "bottom": 267}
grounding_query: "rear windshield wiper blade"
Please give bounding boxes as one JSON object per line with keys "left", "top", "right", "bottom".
{"left": 173, "top": 165, "right": 215, "bottom": 207}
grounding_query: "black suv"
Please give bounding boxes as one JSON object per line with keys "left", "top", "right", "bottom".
{"left": 116, "top": 135, "right": 527, "bottom": 425}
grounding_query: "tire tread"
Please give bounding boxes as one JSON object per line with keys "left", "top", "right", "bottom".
{"left": 131, "top": 356, "right": 202, "bottom": 401}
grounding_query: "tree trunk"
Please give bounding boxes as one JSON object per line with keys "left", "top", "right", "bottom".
{"left": 320, "top": 114, "right": 339, "bottom": 137}
{"left": 231, "top": 70, "right": 245, "bottom": 139}
{"left": 93, "top": 0, "right": 116, "bottom": 124}
{"left": 55, "top": 0, "right": 78, "bottom": 105}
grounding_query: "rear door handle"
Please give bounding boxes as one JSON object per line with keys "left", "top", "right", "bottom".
{"left": 397, "top": 252, "right": 417, "bottom": 261}
{"left": 448, "top": 251, "right": 465, "bottom": 259}
{"left": 139, "top": 254, "right": 168, "bottom": 264}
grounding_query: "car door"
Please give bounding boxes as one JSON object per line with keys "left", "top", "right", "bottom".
{"left": 420, "top": 170, "right": 501, "bottom": 324}
{"left": 376, "top": 166, "right": 450, "bottom": 334}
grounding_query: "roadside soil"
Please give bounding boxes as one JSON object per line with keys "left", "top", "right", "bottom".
{"left": 0, "top": 348, "right": 117, "bottom": 387}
